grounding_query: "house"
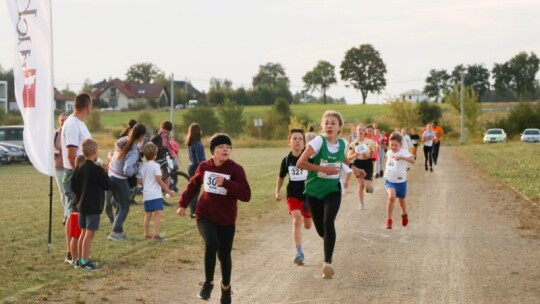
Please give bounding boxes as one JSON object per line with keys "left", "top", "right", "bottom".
{"left": 173, "top": 80, "right": 203, "bottom": 101}
{"left": 54, "top": 88, "right": 73, "bottom": 112}
{"left": 399, "top": 89, "right": 431, "bottom": 103}
{"left": 90, "top": 78, "right": 169, "bottom": 110}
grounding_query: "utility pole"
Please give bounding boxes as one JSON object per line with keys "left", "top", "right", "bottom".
{"left": 185, "top": 76, "right": 188, "bottom": 107}
{"left": 460, "top": 72, "right": 465, "bottom": 144}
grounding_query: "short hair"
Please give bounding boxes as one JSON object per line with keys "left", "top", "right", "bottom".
{"left": 288, "top": 128, "right": 305, "bottom": 142}
{"left": 308, "top": 126, "right": 314, "bottom": 132}
{"left": 143, "top": 142, "right": 158, "bottom": 160}
{"left": 389, "top": 132, "right": 403, "bottom": 143}
{"left": 160, "top": 120, "right": 173, "bottom": 131}
{"left": 81, "top": 138, "right": 98, "bottom": 158}
{"left": 366, "top": 124, "right": 374, "bottom": 129}
{"left": 74, "top": 93, "right": 92, "bottom": 111}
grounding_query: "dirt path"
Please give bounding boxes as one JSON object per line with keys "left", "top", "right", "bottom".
{"left": 43, "top": 147, "right": 540, "bottom": 304}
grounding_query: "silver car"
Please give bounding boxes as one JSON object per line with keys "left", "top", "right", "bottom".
{"left": 520, "top": 128, "right": 540, "bottom": 143}
{"left": 483, "top": 128, "right": 507, "bottom": 143}
{"left": 0, "top": 142, "right": 28, "bottom": 163}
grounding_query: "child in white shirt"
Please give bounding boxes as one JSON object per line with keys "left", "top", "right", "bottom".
{"left": 384, "top": 132, "right": 415, "bottom": 229}
{"left": 138, "top": 142, "right": 175, "bottom": 240}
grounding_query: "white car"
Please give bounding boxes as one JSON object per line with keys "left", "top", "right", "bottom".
{"left": 483, "top": 128, "right": 506, "bottom": 143}
{"left": 520, "top": 128, "right": 540, "bottom": 143}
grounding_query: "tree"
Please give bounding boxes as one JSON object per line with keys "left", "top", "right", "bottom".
{"left": 509, "top": 51, "right": 540, "bottom": 100}
{"left": 417, "top": 101, "right": 442, "bottom": 125}
{"left": 423, "top": 69, "right": 451, "bottom": 102}
{"left": 61, "top": 85, "right": 76, "bottom": 98}
{"left": 218, "top": 99, "right": 245, "bottom": 135}
{"left": 181, "top": 107, "right": 220, "bottom": 136}
{"left": 340, "top": 44, "right": 387, "bottom": 104}
{"left": 446, "top": 86, "right": 482, "bottom": 134}
{"left": 450, "top": 64, "right": 490, "bottom": 100}
{"left": 303, "top": 60, "right": 337, "bottom": 104}
{"left": 386, "top": 99, "right": 420, "bottom": 128}
{"left": 81, "top": 78, "right": 93, "bottom": 94}
{"left": 125, "top": 62, "right": 165, "bottom": 83}
{"left": 0, "top": 65, "right": 15, "bottom": 103}
{"left": 252, "top": 63, "right": 290, "bottom": 89}
{"left": 492, "top": 62, "right": 514, "bottom": 94}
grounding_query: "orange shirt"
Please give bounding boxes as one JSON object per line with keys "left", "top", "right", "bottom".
{"left": 433, "top": 126, "right": 444, "bottom": 143}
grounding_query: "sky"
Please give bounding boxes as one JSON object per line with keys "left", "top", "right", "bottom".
{"left": 1, "top": 0, "right": 539, "bottom": 104}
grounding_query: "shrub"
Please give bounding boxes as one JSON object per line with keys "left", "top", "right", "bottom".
{"left": 386, "top": 98, "right": 420, "bottom": 129}
{"left": 488, "top": 102, "right": 540, "bottom": 137}
{"left": 86, "top": 110, "right": 102, "bottom": 132}
{"left": 218, "top": 99, "right": 245, "bottom": 135}
{"left": 137, "top": 111, "right": 155, "bottom": 131}
{"left": 181, "top": 107, "right": 220, "bottom": 136}
{"left": 417, "top": 101, "right": 442, "bottom": 125}
{"left": 445, "top": 86, "right": 482, "bottom": 134}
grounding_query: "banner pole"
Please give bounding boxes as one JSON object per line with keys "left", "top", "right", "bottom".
{"left": 47, "top": 0, "right": 55, "bottom": 253}
{"left": 48, "top": 176, "right": 53, "bottom": 253}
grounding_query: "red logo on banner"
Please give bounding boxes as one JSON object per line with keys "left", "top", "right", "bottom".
{"left": 23, "top": 69, "right": 36, "bottom": 108}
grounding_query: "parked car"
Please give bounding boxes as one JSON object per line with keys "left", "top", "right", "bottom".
{"left": 0, "top": 142, "right": 28, "bottom": 163}
{"left": 0, "top": 125, "right": 24, "bottom": 146}
{"left": 483, "top": 128, "right": 506, "bottom": 143}
{"left": 174, "top": 104, "right": 185, "bottom": 110}
{"left": 0, "top": 147, "right": 9, "bottom": 164}
{"left": 520, "top": 128, "right": 540, "bottom": 143}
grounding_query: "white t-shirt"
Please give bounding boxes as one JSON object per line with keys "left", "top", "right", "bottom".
{"left": 137, "top": 160, "right": 163, "bottom": 201}
{"left": 308, "top": 135, "right": 348, "bottom": 156}
{"left": 61, "top": 114, "right": 91, "bottom": 170}
{"left": 402, "top": 134, "right": 413, "bottom": 151}
{"left": 384, "top": 148, "right": 413, "bottom": 183}
{"left": 423, "top": 131, "right": 436, "bottom": 147}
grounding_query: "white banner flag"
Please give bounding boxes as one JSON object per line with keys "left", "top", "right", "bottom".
{"left": 6, "top": 0, "right": 54, "bottom": 176}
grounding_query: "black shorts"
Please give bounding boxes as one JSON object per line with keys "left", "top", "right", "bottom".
{"left": 353, "top": 159, "right": 373, "bottom": 180}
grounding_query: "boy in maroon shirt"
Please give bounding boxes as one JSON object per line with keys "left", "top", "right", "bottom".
{"left": 177, "top": 134, "right": 251, "bottom": 304}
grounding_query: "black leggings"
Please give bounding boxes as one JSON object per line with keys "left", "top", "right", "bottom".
{"left": 307, "top": 192, "right": 341, "bottom": 263}
{"left": 432, "top": 142, "right": 440, "bottom": 164}
{"left": 423, "top": 145, "right": 433, "bottom": 168}
{"left": 197, "top": 218, "right": 235, "bottom": 286}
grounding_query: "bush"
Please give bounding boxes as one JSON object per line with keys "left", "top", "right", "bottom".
{"left": 137, "top": 111, "right": 155, "bottom": 131}
{"left": 87, "top": 110, "right": 102, "bottom": 132}
{"left": 218, "top": 99, "right": 245, "bottom": 135}
{"left": 488, "top": 102, "right": 540, "bottom": 137}
{"left": 445, "top": 86, "right": 482, "bottom": 134}
{"left": 417, "top": 101, "right": 442, "bottom": 125}
{"left": 386, "top": 98, "right": 420, "bottom": 129}
{"left": 181, "top": 107, "right": 220, "bottom": 136}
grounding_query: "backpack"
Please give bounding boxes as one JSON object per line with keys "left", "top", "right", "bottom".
{"left": 151, "top": 132, "right": 174, "bottom": 180}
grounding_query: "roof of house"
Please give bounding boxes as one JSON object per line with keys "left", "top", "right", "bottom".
{"left": 90, "top": 78, "right": 167, "bottom": 100}
{"left": 54, "top": 88, "right": 72, "bottom": 101}
{"left": 400, "top": 89, "right": 424, "bottom": 96}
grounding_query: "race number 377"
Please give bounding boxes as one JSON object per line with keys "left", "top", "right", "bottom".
{"left": 203, "top": 171, "right": 231, "bottom": 195}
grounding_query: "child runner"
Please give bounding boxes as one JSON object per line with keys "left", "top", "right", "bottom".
{"left": 346, "top": 124, "right": 377, "bottom": 210}
{"left": 275, "top": 129, "right": 312, "bottom": 265}
{"left": 409, "top": 127, "right": 420, "bottom": 160}
{"left": 422, "top": 123, "right": 437, "bottom": 172}
{"left": 384, "top": 133, "right": 415, "bottom": 229}
{"left": 297, "top": 110, "right": 365, "bottom": 279}
{"left": 177, "top": 134, "right": 251, "bottom": 304}
{"left": 67, "top": 155, "right": 85, "bottom": 267}
{"left": 71, "top": 139, "right": 110, "bottom": 270}
{"left": 138, "top": 142, "right": 175, "bottom": 240}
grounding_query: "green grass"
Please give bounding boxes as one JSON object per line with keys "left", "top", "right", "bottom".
{"left": 0, "top": 147, "right": 289, "bottom": 303}
{"left": 462, "top": 142, "right": 540, "bottom": 202}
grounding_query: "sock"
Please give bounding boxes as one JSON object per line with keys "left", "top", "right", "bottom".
{"left": 81, "top": 258, "right": 89, "bottom": 265}
{"left": 296, "top": 244, "right": 303, "bottom": 254}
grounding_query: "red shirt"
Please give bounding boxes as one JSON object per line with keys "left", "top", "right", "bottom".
{"left": 178, "top": 158, "right": 251, "bottom": 225}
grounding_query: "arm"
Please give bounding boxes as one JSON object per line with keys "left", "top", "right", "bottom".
{"left": 346, "top": 147, "right": 358, "bottom": 162}
{"left": 178, "top": 165, "right": 204, "bottom": 212}
{"left": 97, "top": 166, "right": 111, "bottom": 191}
{"left": 195, "top": 142, "right": 206, "bottom": 163}
{"left": 396, "top": 155, "right": 415, "bottom": 164}
{"left": 219, "top": 165, "right": 251, "bottom": 202}
{"left": 156, "top": 175, "right": 175, "bottom": 196}
{"left": 67, "top": 146, "right": 78, "bottom": 169}
{"left": 297, "top": 145, "right": 339, "bottom": 175}
{"left": 275, "top": 177, "right": 285, "bottom": 201}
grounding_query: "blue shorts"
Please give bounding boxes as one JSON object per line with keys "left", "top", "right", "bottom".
{"left": 144, "top": 198, "right": 164, "bottom": 212}
{"left": 384, "top": 180, "right": 407, "bottom": 199}
{"left": 79, "top": 213, "right": 100, "bottom": 231}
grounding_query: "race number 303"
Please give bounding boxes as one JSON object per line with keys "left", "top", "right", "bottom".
{"left": 203, "top": 171, "right": 231, "bottom": 195}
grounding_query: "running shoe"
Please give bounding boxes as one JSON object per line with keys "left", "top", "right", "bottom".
{"left": 385, "top": 218, "right": 393, "bottom": 229}
{"left": 294, "top": 252, "right": 304, "bottom": 265}
{"left": 108, "top": 232, "right": 127, "bottom": 241}
{"left": 322, "top": 263, "right": 334, "bottom": 279}
{"left": 220, "top": 285, "right": 232, "bottom": 304}
{"left": 402, "top": 213, "right": 409, "bottom": 227}
{"left": 64, "top": 252, "right": 73, "bottom": 265}
{"left": 144, "top": 235, "right": 152, "bottom": 240}
{"left": 74, "top": 260, "right": 81, "bottom": 269}
{"left": 430, "top": 167, "right": 433, "bottom": 172}
{"left": 153, "top": 235, "right": 167, "bottom": 241}
{"left": 359, "top": 202, "right": 365, "bottom": 210}
{"left": 198, "top": 281, "right": 214, "bottom": 300}
{"left": 80, "top": 261, "right": 97, "bottom": 271}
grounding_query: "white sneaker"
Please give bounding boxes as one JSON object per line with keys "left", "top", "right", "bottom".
{"left": 322, "top": 263, "right": 334, "bottom": 279}
{"left": 359, "top": 202, "right": 365, "bottom": 210}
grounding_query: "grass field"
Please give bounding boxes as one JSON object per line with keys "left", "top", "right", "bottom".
{"left": 0, "top": 147, "right": 289, "bottom": 303}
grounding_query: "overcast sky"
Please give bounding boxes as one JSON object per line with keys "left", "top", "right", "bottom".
{"left": 1, "top": 0, "right": 539, "bottom": 104}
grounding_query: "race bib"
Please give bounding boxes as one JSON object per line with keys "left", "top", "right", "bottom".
{"left": 355, "top": 144, "right": 368, "bottom": 154}
{"left": 411, "top": 139, "right": 418, "bottom": 144}
{"left": 288, "top": 166, "right": 307, "bottom": 181}
{"left": 203, "top": 171, "right": 231, "bottom": 195}
{"left": 317, "top": 162, "right": 341, "bottom": 179}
